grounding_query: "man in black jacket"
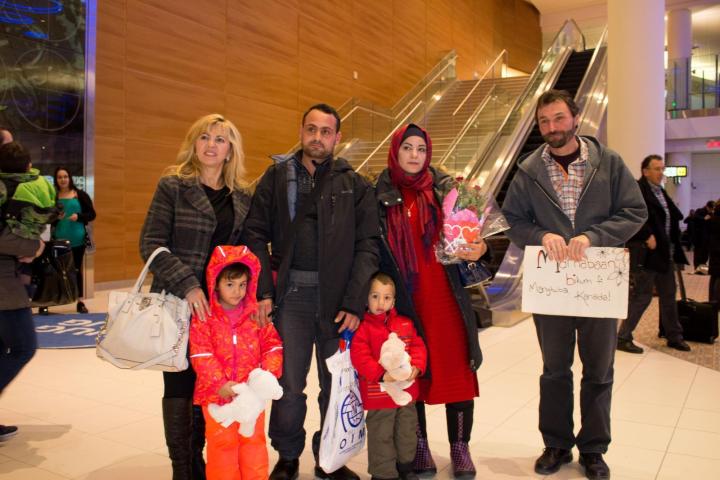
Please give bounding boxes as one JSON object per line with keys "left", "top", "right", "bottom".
{"left": 618, "top": 154, "right": 691, "bottom": 353}
{"left": 243, "top": 104, "right": 379, "bottom": 480}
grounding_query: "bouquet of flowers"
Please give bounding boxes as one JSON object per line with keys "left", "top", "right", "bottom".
{"left": 436, "top": 178, "right": 509, "bottom": 265}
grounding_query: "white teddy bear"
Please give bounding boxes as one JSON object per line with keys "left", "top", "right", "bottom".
{"left": 378, "top": 332, "right": 415, "bottom": 406}
{"left": 207, "top": 368, "right": 283, "bottom": 437}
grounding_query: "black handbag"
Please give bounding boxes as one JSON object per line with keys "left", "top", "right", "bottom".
{"left": 30, "top": 239, "right": 79, "bottom": 307}
{"left": 458, "top": 261, "right": 492, "bottom": 288}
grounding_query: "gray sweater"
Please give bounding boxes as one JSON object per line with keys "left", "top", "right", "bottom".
{"left": 502, "top": 136, "right": 647, "bottom": 249}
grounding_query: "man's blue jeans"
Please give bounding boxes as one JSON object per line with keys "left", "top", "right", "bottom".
{"left": 269, "top": 277, "right": 340, "bottom": 460}
{"left": 0, "top": 307, "right": 37, "bottom": 393}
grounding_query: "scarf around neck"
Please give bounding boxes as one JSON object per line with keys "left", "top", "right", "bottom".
{"left": 385, "top": 124, "right": 440, "bottom": 292}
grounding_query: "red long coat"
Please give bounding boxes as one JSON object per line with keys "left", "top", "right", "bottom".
{"left": 350, "top": 308, "right": 427, "bottom": 410}
{"left": 190, "top": 245, "right": 283, "bottom": 406}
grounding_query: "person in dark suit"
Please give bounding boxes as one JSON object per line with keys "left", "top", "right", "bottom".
{"left": 692, "top": 200, "right": 715, "bottom": 271}
{"left": 140, "top": 113, "right": 252, "bottom": 480}
{"left": 618, "top": 154, "right": 691, "bottom": 354}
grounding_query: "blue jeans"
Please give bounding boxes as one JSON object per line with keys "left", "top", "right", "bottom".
{"left": 0, "top": 307, "right": 37, "bottom": 393}
{"left": 269, "top": 275, "right": 340, "bottom": 460}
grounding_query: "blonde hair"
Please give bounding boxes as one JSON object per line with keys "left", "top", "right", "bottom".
{"left": 164, "top": 113, "right": 247, "bottom": 191}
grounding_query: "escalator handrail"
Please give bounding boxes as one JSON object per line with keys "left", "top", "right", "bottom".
{"left": 574, "top": 27, "right": 608, "bottom": 113}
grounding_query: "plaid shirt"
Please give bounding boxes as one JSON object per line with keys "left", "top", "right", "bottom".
{"left": 541, "top": 138, "right": 589, "bottom": 226}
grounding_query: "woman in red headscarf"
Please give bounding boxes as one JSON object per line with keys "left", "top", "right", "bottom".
{"left": 375, "top": 124, "right": 490, "bottom": 479}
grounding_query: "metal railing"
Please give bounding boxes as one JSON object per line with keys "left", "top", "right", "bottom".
{"left": 453, "top": 50, "right": 507, "bottom": 116}
{"left": 666, "top": 52, "right": 720, "bottom": 111}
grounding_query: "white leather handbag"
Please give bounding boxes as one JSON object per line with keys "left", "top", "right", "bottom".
{"left": 96, "top": 247, "right": 190, "bottom": 371}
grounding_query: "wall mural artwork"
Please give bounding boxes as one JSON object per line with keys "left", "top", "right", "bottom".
{"left": 0, "top": 1, "right": 86, "bottom": 184}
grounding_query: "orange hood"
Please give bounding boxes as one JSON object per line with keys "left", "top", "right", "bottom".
{"left": 205, "top": 245, "right": 261, "bottom": 317}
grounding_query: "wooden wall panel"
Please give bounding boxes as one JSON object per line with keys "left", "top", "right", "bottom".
{"left": 125, "top": 1, "right": 227, "bottom": 92}
{"left": 94, "top": 0, "right": 540, "bottom": 282}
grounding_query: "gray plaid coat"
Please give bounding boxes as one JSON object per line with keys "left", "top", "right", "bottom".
{"left": 139, "top": 176, "right": 251, "bottom": 297}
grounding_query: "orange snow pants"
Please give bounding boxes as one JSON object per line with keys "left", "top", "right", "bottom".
{"left": 202, "top": 406, "right": 268, "bottom": 480}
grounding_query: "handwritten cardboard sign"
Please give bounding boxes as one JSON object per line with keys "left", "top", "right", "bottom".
{"left": 522, "top": 246, "right": 630, "bottom": 319}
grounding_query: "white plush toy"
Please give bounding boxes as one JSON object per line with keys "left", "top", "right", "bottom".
{"left": 378, "top": 332, "right": 414, "bottom": 406}
{"left": 379, "top": 332, "right": 412, "bottom": 381}
{"left": 207, "top": 368, "right": 283, "bottom": 437}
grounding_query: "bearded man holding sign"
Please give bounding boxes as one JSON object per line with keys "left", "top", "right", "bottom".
{"left": 501, "top": 90, "right": 647, "bottom": 480}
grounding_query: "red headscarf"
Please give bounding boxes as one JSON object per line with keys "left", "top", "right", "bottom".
{"left": 386, "top": 124, "right": 441, "bottom": 291}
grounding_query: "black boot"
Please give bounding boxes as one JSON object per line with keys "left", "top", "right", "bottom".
{"left": 162, "top": 398, "right": 192, "bottom": 480}
{"left": 398, "top": 461, "right": 418, "bottom": 480}
{"left": 191, "top": 404, "right": 206, "bottom": 480}
{"left": 447, "top": 401, "right": 476, "bottom": 479}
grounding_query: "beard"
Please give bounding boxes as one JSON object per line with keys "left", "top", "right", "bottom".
{"left": 302, "top": 140, "right": 334, "bottom": 161}
{"left": 542, "top": 128, "right": 575, "bottom": 149}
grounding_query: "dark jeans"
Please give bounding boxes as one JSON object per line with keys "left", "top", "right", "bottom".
{"left": 533, "top": 314, "right": 616, "bottom": 454}
{"left": 694, "top": 243, "right": 709, "bottom": 268}
{"left": 0, "top": 307, "right": 37, "bottom": 393}
{"left": 619, "top": 266, "right": 683, "bottom": 343}
{"left": 269, "top": 275, "right": 340, "bottom": 460}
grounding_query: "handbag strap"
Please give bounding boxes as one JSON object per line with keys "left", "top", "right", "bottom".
{"left": 132, "top": 247, "right": 171, "bottom": 293}
{"left": 97, "top": 343, "right": 179, "bottom": 370}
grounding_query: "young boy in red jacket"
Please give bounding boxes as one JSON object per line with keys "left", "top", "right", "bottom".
{"left": 350, "top": 272, "right": 427, "bottom": 480}
{"left": 190, "top": 245, "right": 283, "bottom": 480}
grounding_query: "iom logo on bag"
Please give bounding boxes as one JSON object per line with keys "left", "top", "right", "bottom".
{"left": 340, "top": 391, "right": 364, "bottom": 432}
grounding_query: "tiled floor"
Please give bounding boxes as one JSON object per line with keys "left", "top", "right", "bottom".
{"left": 2, "top": 290, "right": 720, "bottom": 479}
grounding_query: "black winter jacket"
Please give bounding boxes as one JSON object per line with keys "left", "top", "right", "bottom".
{"left": 627, "top": 177, "right": 688, "bottom": 273}
{"left": 242, "top": 153, "right": 379, "bottom": 321}
{"left": 375, "top": 167, "right": 485, "bottom": 374}
{"left": 708, "top": 213, "right": 720, "bottom": 276}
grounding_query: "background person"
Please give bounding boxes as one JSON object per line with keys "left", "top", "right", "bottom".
{"left": 140, "top": 113, "right": 251, "bottom": 480}
{"left": 618, "top": 154, "right": 691, "bottom": 353}
{"left": 708, "top": 201, "right": 720, "bottom": 302}
{"left": 45, "top": 167, "right": 97, "bottom": 314}
{"left": 0, "top": 205, "right": 45, "bottom": 440}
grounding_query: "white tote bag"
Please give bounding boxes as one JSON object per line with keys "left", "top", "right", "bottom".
{"left": 96, "top": 247, "right": 190, "bottom": 371}
{"left": 318, "top": 338, "right": 366, "bottom": 473}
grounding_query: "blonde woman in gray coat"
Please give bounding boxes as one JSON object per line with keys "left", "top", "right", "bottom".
{"left": 140, "top": 113, "right": 251, "bottom": 480}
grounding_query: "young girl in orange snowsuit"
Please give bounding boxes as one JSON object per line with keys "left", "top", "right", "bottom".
{"left": 190, "top": 245, "right": 283, "bottom": 480}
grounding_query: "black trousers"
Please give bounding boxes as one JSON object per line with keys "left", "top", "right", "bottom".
{"left": 619, "top": 266, "right": 684, "bottom": 343}
{"left": 533, "top": 315, "right": 616, "bottom": 454}
{"left": 0, "top": 307, "right": 37, "bottom": 394}
{"left": 71, "top": 245, "right": 86, "bottom": 298}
